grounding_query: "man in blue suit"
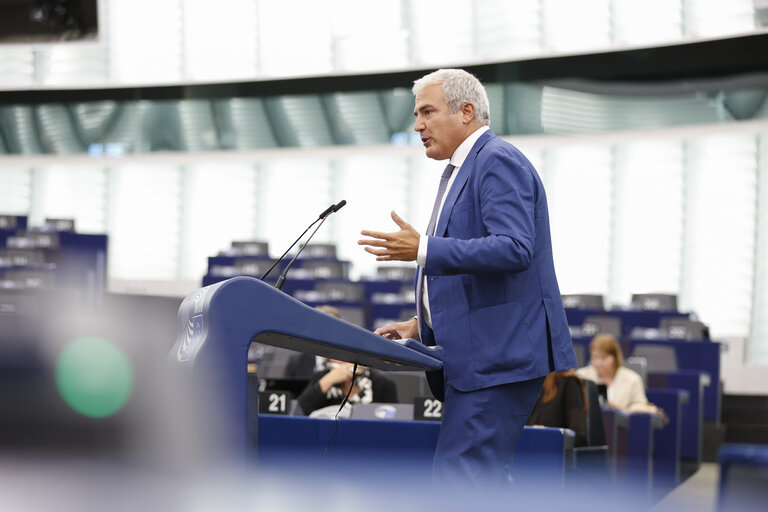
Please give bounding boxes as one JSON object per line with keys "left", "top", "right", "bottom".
{"left": 359, "top": 69, "right": 576, "bottom": 489}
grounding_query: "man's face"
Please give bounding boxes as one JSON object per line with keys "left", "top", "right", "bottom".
{"left": 413, "top": 83, "right": 468, "bottom": 161}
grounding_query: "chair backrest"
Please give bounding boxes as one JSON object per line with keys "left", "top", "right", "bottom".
{"left": 573, "top": 343, "right": 587, "bottom": 368}
{"left": 582, "top": 315, "right": 622, "bottom": 338}
{"left": 631, "top": 293, "right": 678, "bottom": 312}
{"left": 385, "top": 371, "right": 434, "bottom": 403}
{"left": 632, "top": 343, "right": 678, "bottom": 372}
{"left": 583, "top": 379, "right": 607, "bottom": 446}
{"left": 562, "top": 294, "right": 605, "bottom": 310}
{"left": 624, "top": 356, "right": 648, "bottom": 387}
{"left": 315, "top": 281, "right": 364, "bottom": 302}
{"left": 659, "top": 317, "right": 708, "bottom": 340}
{"left": 377, "top": 266, "right": 417, "bottom": 282}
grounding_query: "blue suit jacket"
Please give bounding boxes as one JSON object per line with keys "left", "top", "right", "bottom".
{"left": 417, "top": 129, "right": 576, "bottom": 398}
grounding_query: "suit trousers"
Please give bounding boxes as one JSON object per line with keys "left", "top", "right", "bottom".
{"left": 432, "top": 375, "right": 546, "bottom": 490}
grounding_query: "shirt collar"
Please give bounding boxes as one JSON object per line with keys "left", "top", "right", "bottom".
{"left": 449, "top": 125, "right": 489, "bottom": 168}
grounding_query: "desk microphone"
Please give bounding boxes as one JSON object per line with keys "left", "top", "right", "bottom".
{"left": 266, "top": 200, "right": 347, "bottom": 290}
{"left": 259, "top": 202, "right": 339, "bottom": 281}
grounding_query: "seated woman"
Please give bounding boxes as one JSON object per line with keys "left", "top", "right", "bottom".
{"left": 296, "top": 358, "right": 398, "bottom": 416}
{"left": 576, "top": 333, "right": 649, "bottom": 412}
{"left": 527, "top": 370, "right": 588, "bottom": 447}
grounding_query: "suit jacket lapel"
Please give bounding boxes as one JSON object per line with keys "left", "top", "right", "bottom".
{"left": 435, "top": 129, "right": 495, "bottom": 237}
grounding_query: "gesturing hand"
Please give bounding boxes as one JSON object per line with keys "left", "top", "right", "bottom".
{"left": 358, "top": 210, "right": 420, "bottom": 262}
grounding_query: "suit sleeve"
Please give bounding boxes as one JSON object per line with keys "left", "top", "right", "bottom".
{"left": 297, "top": 370, "right": 329, "bottom": 415}
{"left": 425, "top": 148, "right": 536, "bottom": 275}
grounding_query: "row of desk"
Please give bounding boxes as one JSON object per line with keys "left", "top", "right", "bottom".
{"left": 258, "top": 407, "right": 676, "bottom": 503}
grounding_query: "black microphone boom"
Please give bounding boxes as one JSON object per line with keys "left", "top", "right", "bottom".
{"left": 259, "top": 202, "right": 337, "bottom": 281}
{"left": 318, "top": 203, "right": 336, "bottom": 219}
{"left": 274, "top": 199, "right": 346, "bottom": 291}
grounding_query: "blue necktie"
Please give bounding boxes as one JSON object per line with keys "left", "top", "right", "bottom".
{"left": 426, "top": 164, "right": 455, "bottom": 237}
{"left": 417, "top": 163, "right": 455, "bottom": 334}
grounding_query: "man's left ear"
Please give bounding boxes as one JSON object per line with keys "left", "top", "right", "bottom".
{"left": 461, "top": 102, "right": 476, "bottom": 124}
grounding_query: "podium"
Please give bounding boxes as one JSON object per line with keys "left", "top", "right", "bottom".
{"left": 169, "top": 276, "right": 442, "bottom": 455}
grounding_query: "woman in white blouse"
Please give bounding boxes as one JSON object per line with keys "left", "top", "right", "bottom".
{"left": 577, "top": 334, "right": 649, "bottom": 412}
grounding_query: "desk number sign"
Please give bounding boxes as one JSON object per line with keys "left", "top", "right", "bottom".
{"left": 259, "top": 390, "right": 293, "bottom": 415}
{"left": 414, "top": 396, "right": 443, "bottom": 421}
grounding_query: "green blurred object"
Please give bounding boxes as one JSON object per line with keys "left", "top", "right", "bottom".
{"left": 55, "top": 337, "right": 134, "bottom": 418}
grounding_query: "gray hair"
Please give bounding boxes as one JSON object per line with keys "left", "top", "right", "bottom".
{"left": 412, "top": 69, "right": 490, "bottom": 126}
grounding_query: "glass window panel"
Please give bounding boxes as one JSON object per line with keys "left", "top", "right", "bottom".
{"left": 0, "top": 167, "right": 32, "bottom": 214}
{"left": 108, "top": 0, "right": 183, "bottom": 83}
{"left": 542, "top": 0, "right": 611, "bottom": 53}
{"left": 183, "top": 0, "right": 258, "bottom": 81}
{"left": 610, "top": 140, "right": 685, "bottom": 306}
{"left": 331, "top": 0, "right": 408, "bottom": 72}
{"left": 680, "top": 134, "right": 757, "bottom": 337}
{"left": 258, "top": 159, "right": 334, "bottom": 259}
{"left": 258, "top": 0, "right": 332, "bottom": 77}
{"left": 40, "top": 45, "right": 107, "bottom": 87}
{"left": 178, "top": 163, "right": 259, "bottom": 279}
{"left": 0, "top": 48, "right": 34, "bottom": 89}
{"left": 544, "top": 144, "right": 613, "bottom": 296}
{"left": 108, "top": 165, "right": 182, "bottom": 279}
{"left": 613, "top": 0, "right": 683, "bottom": 47}
{"left": 407, "top": 0, "right": 475, "bottom": 66}
{"left": 474, "top": 0, "right": 543, "bottom": 60}
{"left": 29, "top": 165, "right": 107, "bottom": 233}
{"left": 334, "top": 155, "right": 411, "bottom": 279}
{"left": 684, "top": 0, "right": 756, "bottom": 38}
{"left": 748, "top": 134, "right": 768, "bottom": 363}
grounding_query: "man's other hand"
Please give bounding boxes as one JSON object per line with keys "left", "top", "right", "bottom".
{"left": 358, "top": 211, "right": 420, "bottom": 262}
{"left": 374, "top": 317, "right": 419, "bottom": 340}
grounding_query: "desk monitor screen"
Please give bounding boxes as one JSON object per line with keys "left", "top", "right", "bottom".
{"left": 351, "top": 403, "right": 414, "bottom": 421}
{"left": 597, "top": 384, "right": 608, "bottom": 407}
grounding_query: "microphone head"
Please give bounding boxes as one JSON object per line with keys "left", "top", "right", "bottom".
{"left": 333, "top": 200, "right": 347, "bottom": 212}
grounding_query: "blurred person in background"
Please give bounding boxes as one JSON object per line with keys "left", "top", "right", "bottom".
{"left": 527, "top": 370, "right": 588, "bottom": 447}
{"left": 296, "top": 305, "right": 397, "bottom": 416}
{"left": 577, "top": 334, "right": 649, "bottom": 412}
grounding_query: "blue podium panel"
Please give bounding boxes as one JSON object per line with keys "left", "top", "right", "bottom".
{"left": 171, "top": 276, "right": 443, "bottom": 454}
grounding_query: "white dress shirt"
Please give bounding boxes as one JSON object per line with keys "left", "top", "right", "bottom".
{"left": 418, "top": 125, "right": 489, "bottom": 328}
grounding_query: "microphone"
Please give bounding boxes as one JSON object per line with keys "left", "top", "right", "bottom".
{"left": 259, "top": 202, "right": 337, "bottom": 282}
{"left": 274, "top": 199, "right": 346, "bottom": 291}
{"left": 318, "top": 203, "right": 336, "bottom": 219}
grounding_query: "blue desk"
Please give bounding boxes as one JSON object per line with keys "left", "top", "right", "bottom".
{"left": 629, "top": 338, "right": 721, "bottom": 422}
{"left": 259, "top": 415, "right": 574, "bottom": 483}
{"left": 648, "top": 370, "right": 706, "bottom": 462}
{"left": 718, "top": 444, "right": 768, "bottom": 511}
{"left": 646, "top": 389, "right": 687, "bottom": 497}
{"left": 602, "top": 409, "right": 663, "bottom": 500}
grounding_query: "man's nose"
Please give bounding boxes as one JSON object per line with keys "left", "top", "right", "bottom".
{"left": 414, "top": 118, "right": 424, "bottom": 131}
